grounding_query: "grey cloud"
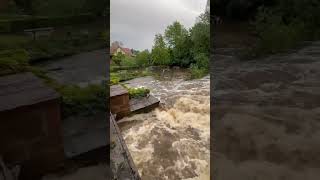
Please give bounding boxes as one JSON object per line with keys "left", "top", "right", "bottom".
{"left": 111, "top": 0, "right": 207, "bottom": 51}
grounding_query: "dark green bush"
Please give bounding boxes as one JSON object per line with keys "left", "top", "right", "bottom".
{"left": 253, "top": 1, "right": 320, "bottom": 55}
{"left": 190, "top": 64, "right": 208, "bottom": 79}
{"left": 121, "top": 56, "right": 137, "bottom": 67}
{"left": 194, "top": 53, "right": 209, "bottom": 69}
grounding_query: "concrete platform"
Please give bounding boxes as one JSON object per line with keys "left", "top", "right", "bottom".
{"left": 129, "top": 95, "right": 160, "bottom": 114}
{"left": 62, "top": 112, "right": 108, "bottom": 158}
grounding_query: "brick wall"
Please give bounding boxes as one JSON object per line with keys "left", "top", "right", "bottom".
{"left": 0, "top": 99, "right": 64, "bottom": 179}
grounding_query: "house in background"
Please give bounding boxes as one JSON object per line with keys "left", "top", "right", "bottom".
{"left": 113, "top": 47, "right": 133, "bottom": 57}
{"left": 110, "top": 41, "right": 134, "bottom": 57}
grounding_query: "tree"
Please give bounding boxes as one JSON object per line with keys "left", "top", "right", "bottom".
{"left": 151, "top": 34, "right": 170, "bottom": 65}
{"left": 136, "top": 50, "right": 150, "bottom": 67}
{"left": 191, "top": 12, "right": 210, "bottom": 56}
{"left": 112, "top": 52, "right": 124, "bottom": 66}
{"left": 164, "top": 21, "right": 193, "bottom": 66}
{"left": 121, "top": 55, "right": 136, "bottom": 67}
{"left": 164, "top": 21, "right": 188, "bottom": 49}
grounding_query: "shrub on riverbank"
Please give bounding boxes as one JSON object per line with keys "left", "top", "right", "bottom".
{"left": 121, "top": 85, "right": 150, "bottom": 99}
{"left": 35, "top": 72, "right": 107, "bottom": 119}
{"left": 121, "top": 56, "right": 136, "bottom": 67}
{"left": 110, "top": 70, "right": 151, "bottom": 83}
{"left": 59, "top": 84, "right": 106, "bottom": 118}
{"left": 110, "top": 73, "right": 120, "bottom": 85}
{"left": 254, "top": 0, "right": 320, "bottom": 55}
{"left": 189, "top": 53, "right": 209, "bottom": 79}
{"left": 190, "top": 64, "right": 208, "bottom": 79}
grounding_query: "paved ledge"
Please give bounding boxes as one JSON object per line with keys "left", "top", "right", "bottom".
{"left": 110, "top": 113, "right": 140, "bottom": 179}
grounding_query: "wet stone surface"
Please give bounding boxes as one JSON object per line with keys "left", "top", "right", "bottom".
{"left": 110, "top": 114, "right": 140, "bottom": 180}
{"left": 129, "top": 95, "right": 160, "bottom": 113}
{"left": 35, "top": 49, "right": 106, "bottom": 86}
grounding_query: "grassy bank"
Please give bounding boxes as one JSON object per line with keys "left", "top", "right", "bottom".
{"left": 0, "top": 20, "right": 106, "bottom": 62}
{"left": 110, "top": 69, "right": 151, "bottom": 85}
{"left": 31, "top": 69, "right": 107, "bottom": 119}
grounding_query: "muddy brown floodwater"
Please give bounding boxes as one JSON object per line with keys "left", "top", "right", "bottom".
{"left": 213, "top": 41, "right": 320, "bottom": 180}
{"left": 118, "top": 69, "right": 210, "bottom": 180}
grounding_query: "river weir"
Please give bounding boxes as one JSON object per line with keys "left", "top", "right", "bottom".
{"left": 118, "top": 69, "right": 210, "bottom": 180}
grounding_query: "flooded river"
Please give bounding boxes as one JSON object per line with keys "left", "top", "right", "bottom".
{"left": 118, "top": 69, "right": 210, "bottom": 180}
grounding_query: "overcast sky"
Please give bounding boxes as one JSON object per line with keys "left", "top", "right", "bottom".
{"left": 111, "top": 0, "right": 207, "bottom": 51}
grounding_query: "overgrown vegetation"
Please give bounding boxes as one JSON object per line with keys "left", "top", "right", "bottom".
{"left": 111, "top": 11, "right": 210, "bottom": 79}
{"left": 110, "top": 69, "right": 151, "bottom": 84}
{"left": 213, "top": 0, "right": 320, "bottom": 56}
{"left": 121, "top": 85, "right": 150, "bottom": 99}
{"left": 0, "top": 0, "right": 107, "bottom": 62}
{"left": 253, "top": 0, "right": 320, "bottom": 55}
{"left": 0, "top": 21, "right": 106, "bottom": 62}
{"left": 0, "top": 0, "right": 108, "bottom": 119}
{"left": 58, "top": 84, "right": 106, "bottom": 118}
{"left": 127, "top": 87, "right": 150, "bottom": 99}
{"left": 0, "top": 49, "right": 29, "bottom": 75}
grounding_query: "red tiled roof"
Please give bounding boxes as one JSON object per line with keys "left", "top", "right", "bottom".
{"left": 121, "top": 48, "right": 133, "bottom": 56}
{"left": 110, "top": 44, "right": 133, "bottom": 56}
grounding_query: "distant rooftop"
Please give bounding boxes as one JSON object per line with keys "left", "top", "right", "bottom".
{"left": 0, "top": 72, "right": 60, "bottom": 111}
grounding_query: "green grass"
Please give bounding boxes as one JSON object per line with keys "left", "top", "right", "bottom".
{"left": 0, "top": 49, "right": 30, "bottom": 75}
{"left": 110, "top": 74, "right": 120, "bottom": 85}
{"left": 58, "top": 84, "right": 106, "bottom": 118}
{"left": 121, "top": 85, "right": 150, "bottom": 99}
